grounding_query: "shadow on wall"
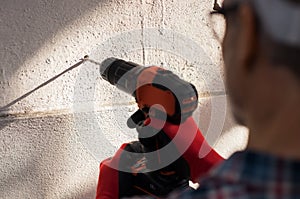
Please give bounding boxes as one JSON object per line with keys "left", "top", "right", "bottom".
{"left": 0, "top": 1, "right": 109, "bottom": 198}
{"left": 0, "top": 118, "right": 14, "bottom": 131}
{"left": 0, "top": 0, "right": 106, "bottom": 83}
{"left": 0, "top": 0, "right": 109, "bottom": 153}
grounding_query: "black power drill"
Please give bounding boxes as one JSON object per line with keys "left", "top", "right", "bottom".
{"left": 100, "top": 57, "right": 198, "bottom": 126}
{"left": 100, "top": 58, "right": 199, "bottom": 197}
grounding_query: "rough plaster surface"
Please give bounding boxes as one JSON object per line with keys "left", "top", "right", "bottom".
{"left": 0, "top": 115, "right": 98, "bottom": 199}
{"left": 0, "top": 0, "right": 248, "bottom": 198}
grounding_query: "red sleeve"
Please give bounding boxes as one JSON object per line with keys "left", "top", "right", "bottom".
{"left": 148, "top": 117, "right": 224, "bottom": 182}
{"left": 96, "top": 144, "right": 128, "bottom": 199}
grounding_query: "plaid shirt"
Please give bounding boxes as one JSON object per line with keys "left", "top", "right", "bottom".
{"left": 167, "top": 150, "right": 300, "bottom": 199}
{"left": 129, "top": 150, "right": 300, "bottom": 199}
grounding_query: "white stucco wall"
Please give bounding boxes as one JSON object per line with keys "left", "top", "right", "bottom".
{"left": 0, "top": 0, "right": 248, "bottom": 198}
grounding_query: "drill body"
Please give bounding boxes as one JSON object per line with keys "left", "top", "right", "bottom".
{"left": 100, "top": 58, "right": 198, "bottom": 125}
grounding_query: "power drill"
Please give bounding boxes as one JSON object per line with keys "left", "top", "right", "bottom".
{"left": 98, "top": 58, "right": 199, "bottom": 197}
{"left": 100, "top": 57, "right": 199, "bottom": 126}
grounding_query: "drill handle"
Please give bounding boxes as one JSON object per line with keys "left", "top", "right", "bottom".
{"left": 127, "top": 109, "right": 146, "bottom": 129}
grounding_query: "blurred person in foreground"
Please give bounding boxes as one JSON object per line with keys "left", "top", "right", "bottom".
{"left": 132, "top": 0, "right": 300, "bottom": 198}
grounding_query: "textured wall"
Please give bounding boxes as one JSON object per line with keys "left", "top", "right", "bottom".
{"left": 0, "top": 0, "right": 248, "bottom": 198}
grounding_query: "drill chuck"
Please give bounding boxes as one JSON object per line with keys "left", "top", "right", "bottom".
{"left": 100, "top": 58, "right": 143, "bottom": 95}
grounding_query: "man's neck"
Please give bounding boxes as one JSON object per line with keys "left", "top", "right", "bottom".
{"left": 247, "top": 91, "right": 300, "bottom": 160}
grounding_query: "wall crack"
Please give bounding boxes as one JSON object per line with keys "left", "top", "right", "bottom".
{"left": 140, "top": 0, "right": 146, "bottom": 65}
{"left": 159, "top": 0, "right": 166, "bottom": 34}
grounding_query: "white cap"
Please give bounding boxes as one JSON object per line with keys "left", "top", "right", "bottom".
{"left": 224, "top": 0, "right": 300, "bottom": 47}
{"left": 254, "top": 0, "right": 300, "bottom": 47}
